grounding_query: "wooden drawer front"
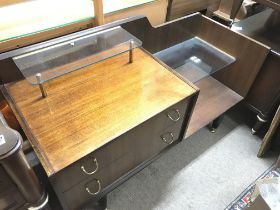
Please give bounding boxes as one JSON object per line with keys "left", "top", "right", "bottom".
{"left": 160, "top": 98, "right": 187, "bottom": 129}
{"left": 52, "top": 134, "right": 129, "bottom": 192}
{"left": 53, "top": 98, "right": 189, "bottom": 193}
{"left": 63, "top": 123, "right": 182, "bottom": 210}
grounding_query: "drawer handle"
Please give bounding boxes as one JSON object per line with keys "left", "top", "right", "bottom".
{"left": 161, "top": 132, "right": 174, "bottom": 145}
{"left": 85, "top": 179, "right": 101, "bottom": 196}
{"left": 167, "top": 109, "right": 181, "bottom": 122}
{"left": 81, "top": 158, "right": 99, "bottom": 175}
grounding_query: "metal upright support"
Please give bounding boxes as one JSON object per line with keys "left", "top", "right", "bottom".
{"left": 129, "top": 40, "right": 134, "bottom": 63}
{"left": 36, "top": 73, "right": 48, "bottom": 98}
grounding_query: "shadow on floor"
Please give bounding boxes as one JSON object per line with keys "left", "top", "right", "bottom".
{"left": 107, "top": 103, "right": 271, "bottom": 210}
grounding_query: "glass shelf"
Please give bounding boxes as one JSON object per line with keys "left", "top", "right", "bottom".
{"left": 13, "top": 26, "right": 142, "bottom": 85}
{"left": 154, "top": 37, "right": 236, "bottom": 83}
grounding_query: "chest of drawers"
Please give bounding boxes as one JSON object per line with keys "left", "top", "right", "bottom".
{"left": 2, "top": 48, "right": 198, "bottom": 209}
{"left": 53, "top": 98, "right": 190, "bottom": 210}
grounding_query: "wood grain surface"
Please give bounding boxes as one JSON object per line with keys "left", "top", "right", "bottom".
{"left": 3, "top": 48, "right": 196, "bottom": 176}
{"left": 198, "top": 16, "right": 270, "bottom": 97}
{"left": 186, "top": 76, "right": 243, "bottom": 137}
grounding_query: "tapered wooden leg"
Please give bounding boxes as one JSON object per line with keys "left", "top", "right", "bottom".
{"left": 205, "top": 9, "right": 214, "bottom": 17}
{"left": 230, "top": 0, "right": 244, "bottom": 19}
{"left": 252, "top": 114, "right": 267, "bottom": 135}
{"left": 208, "top": 115, "right": 224, "bottom": 133}
{"left": 165, "top": 0, "right": 174, "bottom": 22}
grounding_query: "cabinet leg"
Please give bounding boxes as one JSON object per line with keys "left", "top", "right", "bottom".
{"left": 85, "top": 196, "right": 107, "bottom": 210}
{"left": 205, "top": 9, "right": 213, "bottom": 17}
{"left": 208, "top": 115, "right": 224, "bottom": 133}
{"left": 252, "top": 115, "right": 267, "bottom": 135}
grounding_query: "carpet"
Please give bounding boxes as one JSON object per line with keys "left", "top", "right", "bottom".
{"left": 225, "top": 165, "right": 280, "bottom": 210}
{"left": 108, "top": 105, "right": 277, "bottom": 210}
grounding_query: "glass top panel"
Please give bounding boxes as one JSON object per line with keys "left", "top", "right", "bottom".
{"left": 154, "top": 37, "right": 236, "bottom": 83}
{"left": 13, "top": 26, "right": 142, "bottom": 85}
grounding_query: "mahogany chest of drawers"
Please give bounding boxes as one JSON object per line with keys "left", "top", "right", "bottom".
{"left": 2, "top": 48, "right": 198, "bottom": 209}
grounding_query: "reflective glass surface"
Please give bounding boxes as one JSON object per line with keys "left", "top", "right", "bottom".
{"left": 13, "top": 27, "right": 142, "bottom": 85}
{"left": 154, "top": 37, "right": 236, "bottom": 83}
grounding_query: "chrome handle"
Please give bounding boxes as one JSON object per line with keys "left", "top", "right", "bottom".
{"left": 86, "top": 179, "right": 101, "bottom": 196}
{"left": 81, "top": 158, "right": 99, "bottom": 175}
{"left": 161, "top": 132, "right": 174, "bottom": 145}
{"left": 167, "top": 109, "right": 181, "bottom": 122}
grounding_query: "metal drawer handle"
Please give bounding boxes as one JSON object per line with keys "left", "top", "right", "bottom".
{"left": 86, "top": 179, "right": 101, "bottom": 196}
{"left": 167, "top": 109, "right": 181, "bottom": 122}
{"left": 81, "top": 158, "right": 99, "bottom": 175}
{"left": 161, "top": 132, "right": 174, "bottom": 145}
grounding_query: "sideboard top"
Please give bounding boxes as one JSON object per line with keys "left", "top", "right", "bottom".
{"left": 3, "top": 49, "right": 196, "bottom": 176}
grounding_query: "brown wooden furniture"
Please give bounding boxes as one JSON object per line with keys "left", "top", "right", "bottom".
{"left": 186, "top": 77, "right": 242, "bottom": 137}
{"left": 122, "top": 13, "right": 269, "bottom": 136}
{"left": 1, "top": 42, "right": 198, "bottom": 209}
{"left": 210, "top": 0, "right": 256, "bottom": 22}
{"left": 2, "top": 48, "right": 197, "bottom": 176}
{"left": 232, "top": 9, "right": 280, "bottom": 134}
{"left": 231, "top": 0, "right": 280, "bottom": 18}
{"left": 166, "top": 0, "right": 221, "bottom": 21}
{"left": 0, "top": 14, "right": 272, "bottom": 209}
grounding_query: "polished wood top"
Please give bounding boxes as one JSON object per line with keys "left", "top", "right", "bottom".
{"left": 3, "top": 49, "right": 196, "bottom": 176}
{"left": 186, "top": 76, "right": 242, "bottom": 137}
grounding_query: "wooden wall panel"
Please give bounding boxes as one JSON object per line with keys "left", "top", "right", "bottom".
{"left": 122, "top": 15, "right": 202, "bottom": 54}
{"left": 198, "top": 16, "right": 270, "bottom": 97}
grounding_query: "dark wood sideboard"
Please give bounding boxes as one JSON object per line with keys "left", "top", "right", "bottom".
{"left": 0, "top": 46, "right": 198, "bottom": 209}
{"left": 122, "top": 13, "right": 270, "bottom": 136}
{"left": 232, "top": 9, "right": 280, "bottom": 133}
{"left": 0, "top": 13, "right": 273, "bottom": 209}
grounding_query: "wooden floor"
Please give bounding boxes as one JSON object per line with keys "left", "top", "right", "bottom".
{"left": 186, "top": 76, "right": 243, "bottom": 137}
